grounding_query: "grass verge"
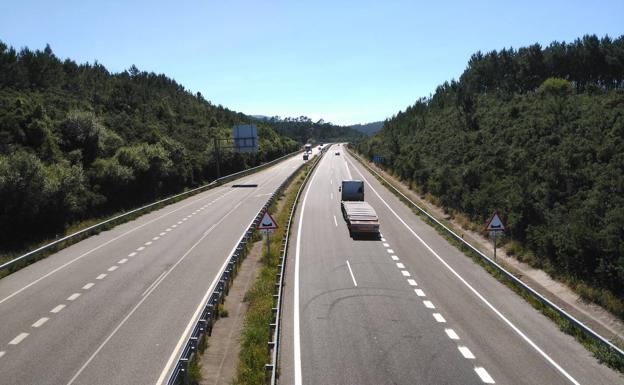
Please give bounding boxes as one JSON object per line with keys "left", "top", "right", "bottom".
{"left": 348, "top": 147, "right": 624, "bottom": 374}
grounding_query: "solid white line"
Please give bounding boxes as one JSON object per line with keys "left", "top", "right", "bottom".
{"left": 396, "top": 262, "right": 405, "bottom": 269}
{"left": 50, "top": 304, "right": 65, "bottom": 313}
{"left": 32, "top": 317, "right": 49, "bottom": 328}
{"left": 118, "top": 258, "right": 128, "bottom": 264}
{"left": 423, "top": 300, "right": 435, "bottom": 309}
{"left": 96, "top": 274, "right": 106, "bottom": 280}
{"left": 433, "top": 313, "right": 446, "bottom": 323}
{"left": 475, "top": 367, "right": 495, "bottom": 383}
{"left": 407, "top": 279, "right": 417, "bottom": 286}
{"left": 415, "top": 289, "right": 426, "bottom": 297}
{"left": 128, "top": 252, "right": 137, "bottom": 257}
{"left": 347, "top": 155, "right": 580, "bottom": 385}
{"left": 445, "top": 328, "right": 459, "bottom": 340}
{"left": 293, "top": 154, "right": 323, "bottom": 385}
{"left": 137, "top": 246, "right": 145, "bottom": 251}
{"left": 333, "top": 215, "right": 338, "bottom": 227}
{"left": 346, "top": 260, "right": 358, "bottom": 287}
{"left": 107, "top": 266, "right": 118, "bottom": 272}
{"left": 0, "top": 187, "right": 228, "bottom": 306}
{"left": 67, "top": 293, "right": 81, "bottom": 301}
{"left": 73, "top": 202, "right": 243, "bottom": 385}
{"left": 391, "top": 255, "right": 399, "bottom": 261}
{"left": 141, "top": 271, "right": 167, "bottom": 297}
{"left": 82, "top": 283, "right": 94, "bottom": 290}
{"left": 401, "top": 270, "right": 411, "bottom": 277}
{"left": 9, "top": 332, "right": 29, "bottom": 345}
{"left": 459, "top": 346, "right": 475, "bottom": 359}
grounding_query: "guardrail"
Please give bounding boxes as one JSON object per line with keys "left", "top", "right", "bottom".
{"left": 166, "top": 147, "right": 327, "bottom": 384}
{"left": 265, "top": 145, "right": 328, "bottom": 384}
{"left": 0, "top": 149, "right": 302, "bottom": 274}
{"left": 347, "top": 148, "right": 624, "bottom": 359}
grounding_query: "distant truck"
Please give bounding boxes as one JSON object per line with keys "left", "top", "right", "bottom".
{"left": 304, "top": 143, "right": 312, "bottom": 152}
{"left": 339, "top": 180, "right": 380, "bottom": 237}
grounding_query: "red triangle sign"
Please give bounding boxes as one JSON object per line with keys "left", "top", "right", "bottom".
{"left": 485, "top": 211, "right": 506, "bottom": 232}
{"left": 258, "top": 211, "right": 278, "bottom": 230}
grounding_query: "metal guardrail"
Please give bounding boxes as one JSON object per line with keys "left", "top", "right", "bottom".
{"left": 348, "top": 148, "right": 624, "bottom": 359}
{"left": 0, "top": 149, "right": 302, "bottom": 273}
{"left": 265, "top": 146, "right": 328, "bottom": 384}
{"left": 166, "top": 148, "right": 327, "bottom": 385}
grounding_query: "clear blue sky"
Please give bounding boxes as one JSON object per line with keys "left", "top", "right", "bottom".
{"left": 1, "top": 1, "right": 623, "bottom": 125}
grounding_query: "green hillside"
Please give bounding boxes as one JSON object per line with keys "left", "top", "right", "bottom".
{"left": 0, "top": 41, "right": 299, "bottom": 250}
{"left": 357, "top": 35, "right": 624, "bottom": 311}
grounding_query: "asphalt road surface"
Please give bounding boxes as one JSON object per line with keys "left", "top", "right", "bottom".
{"left": 0, "top": 148, "right": 320, "bottom": 385}
{"left": 279, "top": 144, "right": 622, "bottom": 385}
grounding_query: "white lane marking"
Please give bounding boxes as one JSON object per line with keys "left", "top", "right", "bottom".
{"left": 407, "top": 279, "right": 417, "bottom": 286}
{"left": 423, "top": 300, "right": 435, "bottom": 309}
{"left": 347, "top": 155, "right": 580, "bottom": 385}
{"left": 445, "top": 328, "right": 459, "bottom": 340}
{"left": 71, "top": 192, "right": 240, "bottom": 385}
{"left": 330, "top": 192, "right": 333, "bottom": 200}
{"left": 381, "top": 237, "right": 386, "bottom": 242}
{"left": 396, "top": 262, "right": 405, "bottom": 269}
{"left": 415, "top": 289, "right": 426, "bottom": 297}
{"left": 172, "top": 224, "right": 178, "bottom": 228}
{"left": 178, "top": 221, "right": 183, "bottom": 224}
{"left": 160, "top": 232, "right": 166, "bottom": 236}
{"left": 82, "top": 283, "right": 95, "bottom": 290}
{"left": 118, "top": 258, "right": 128, "bottom": 264}
{"left": 333, "top": 215, "right": 338, "bottom": 227}
{"left": 293, "top": 153, "right": 323, "bottom": 385}
{"left": 67, "top": 293, "right": 81, "bottom": 301}
{"left": 32, "top": 317, "right": 49, "bottom": 328}
{"left": 166, "top": 228, "right": 172, "bottom": 231}
{"left": 96, "top": 274, "right": 106, "bottom": 280}
{"left": 9, "top": 333, "right": 29, "bottom": 345}
{"left": 391, "top": 255, "right": 399, "bottom": 261}
{"left": 145, "top": 241, "right": 152, "bottom": 246}
{"left": 330, "top": 179, "right": 333, "bottom": 185}
{"left": 344, "top": 160, "right": 353, "bottom": 179}
{"left": 459, "top": 346, "right": 475, "bottom": 359}
{"left": 182, "top": 218, "right": 188, "bottom": 222}
{"left": 128, "top": 252, "right": 137, "bottom": 257}
{"left": 433, "top": 313, "right": 446, "bottom": 323}
{"left": 383, "top": 242, "right": 390, "bottom": 247}
{"left": 141, "top": 271, "right": 167, "bottom": 297}
{"left": 0, "top": 186, "right": 233, "bottom": 306}
{"left": 474, "top": 367, "right": 495, "bottom": 383}
{"left": 137, "top": 246, "right": 145, "bottom": 251}
{"left": 153, "top": 236, "right": 160, "bottom": 241}
{"left": 107, "top": 266, "right": 118, "bottom": 272}
{"left": 401, "top": 270, "right": 411, "bottom": 277}
{"left": 346, "top": 260, "right": 358, "bottom": 287}
{"left": 50, "top": 304, "right": 65, "bottom": 313}
{"left": 386, "top": 249, "right": 394, "bottom": 254}
{"left": 0, "top": 351, "right": 5, "bottom": 358}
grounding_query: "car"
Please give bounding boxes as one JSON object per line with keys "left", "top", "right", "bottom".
{"left": 335, "top": 151, "right": 340, "bottom": 155}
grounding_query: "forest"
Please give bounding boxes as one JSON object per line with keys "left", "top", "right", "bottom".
{"left": 253, "top": 115, "right": 365, "bottom": 143}
{"left": 0, "top": 41, "right": 300, "bottom": 251}
{"left": 357, "top": 35, "right": 624, "bottom": 303}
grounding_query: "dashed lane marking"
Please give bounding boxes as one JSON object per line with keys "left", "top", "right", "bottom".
{"left": 383, "top": 243, "right": 390, "bottom": 247}
{"left": 407, "top": 279, "right": 417, "bottom": 286}
{"left": 423, "top": 300, "right": 435, "bottom": 309}
{"left": 387, "top": 249, "right": 394, "bottom": 254}
{"left": 346, "top": 260, "right": 358, "bottom": 287}
{"left": 166, "top": 228, "right": 172, "bottom": 231}
{"left": 108, "top": 266, "right": 118, "bottom": 272}
{"left": 160, "top": 232, "right": 166, "bottom": 236}
{"left": 137, "top": 246, "right": 145, "bottom": 251}
{"left": 9, "top": 333, "right": 29, "bottom": 345}
{"left": 50, "top": 304, "right": 65, "bottom": 314}
{"left": 459, "top": 346, "right": 476, "bottom": 359}
{"left": 32, "top": 317, "right": 49, "bottom": 328}
{"left": 0, "top": 351, "right": 5, "bottom": 358}
{"left": 67, "top": 293, "right": 81, "bottom": 301}
{"left": 474, "top": 367, "right": 495, "bottom": 383}
{"left": 333, "top": 215, "right": 338, "bottom": 227}
{"left": 83, "top": 283, "right": 95, "bottom": 290}
{"left": 96, "top": 274, "right": 107, "bottom": 280}
{"left": 401, "top": 270, "right": 411, "bottom": 277}
{"left": 118, "top": 258, "right": 128, "bottom": 264}
{"left": 381, "top": 237, "right": 386, "bottom": 242}
{"left": 433, "top": 313, "right": 446, "bottom": 323}
{"left": 396, "top": 263, "right": 405, "bottom": 269}
{"left": 445, "top": 328, "right": 459, "bottom": 340}
{"left": 145, "top": 241, "right": 152, "bottom": 246}
{"left": 128, "top": 252, "right": 137, "bottom": 257}
{"left": 391, "top": 255, "right": 399, "bottom": 261}
{"left": 153, "top": 236, "right": 160, "bottom": 241}
{"left": 415, "top": 289, "right": 426, "bottom": 297}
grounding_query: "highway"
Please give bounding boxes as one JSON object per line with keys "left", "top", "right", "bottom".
{"left": 279, "top": 144, "right": 622, "bottom": 385}
{"left": 0, "top": 149, "right": 316, "bottom": 385}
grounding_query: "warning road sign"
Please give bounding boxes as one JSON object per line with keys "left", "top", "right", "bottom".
{"left": 258, "top": 211, "right": 278, "bottom": 230}
{"left": 485, "top": 211, "right": 506, "bottom": 233}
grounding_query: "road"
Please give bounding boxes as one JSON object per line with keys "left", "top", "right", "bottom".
{"left": 279, "top": 144, "right": 622, "bottom": 384}
{"left": 0, "top": 149, "right": 318, "bottom": 385}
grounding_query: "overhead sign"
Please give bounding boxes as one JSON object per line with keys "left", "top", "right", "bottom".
{"left": 257, "top": 211, "right": 278, "bottom": 231}
{"left": 485, "top": 211, "right": 506, "bottom": 233}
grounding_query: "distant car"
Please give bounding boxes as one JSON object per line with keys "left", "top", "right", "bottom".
{"left": 303, "top": 153, "right": 309, "bottom": 160}
{"left": 335, "top": 151, "right": 340, "bottom": 155}
{"left": 318, "top": 146, "right": 322, "bottom": 150}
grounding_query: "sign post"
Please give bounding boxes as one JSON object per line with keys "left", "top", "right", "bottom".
{"left": 485, "top": 211, "right": 506, "bottom": 261}
{"left": 257, "top": 210, "right": 278, "bottom": 255}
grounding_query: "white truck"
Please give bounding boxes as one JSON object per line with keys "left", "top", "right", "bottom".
{"left": 339, "top": 180, "right": 380, "bottom": 237}
{"left": 304, "top": 143, "right": 312, "bottom": 153}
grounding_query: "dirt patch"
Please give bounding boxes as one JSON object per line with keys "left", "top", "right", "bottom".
{"left": 355, "top": 152, "right": 624, "bottom": 342}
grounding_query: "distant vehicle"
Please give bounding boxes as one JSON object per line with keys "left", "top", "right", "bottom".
{"left": 303, "top": 153, "right": 309, "bottom": 160}
{"left": 318, "top": 146, "right": 322, "bottom": 150}
{"left": 304, "top": 143, "right": 312, "bottom": 152}
{"left": 335, "top": 151, "right": 340, "bottom": 155}
{"left": 339, "top": 180, "right": 379, "bottom": 237}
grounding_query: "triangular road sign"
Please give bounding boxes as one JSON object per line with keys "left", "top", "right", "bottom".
{"left": 485, "top": 211, "right": 506, "bottom": 232}
{"left": 258, "top": 211, "right": 278, "bottom": 230}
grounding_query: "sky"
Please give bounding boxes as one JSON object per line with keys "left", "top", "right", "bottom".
{"left": 1, "top": 1, "right": 623, "bottom": 126}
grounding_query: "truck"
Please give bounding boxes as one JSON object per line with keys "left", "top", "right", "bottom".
{"left": 339, "top": 180, "right": 380, "bottom": 237}
{"left": 304, "top": 143, "right": 312, "bottom": 152}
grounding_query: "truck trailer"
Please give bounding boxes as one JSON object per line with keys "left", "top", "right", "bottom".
{"left": 339, "top": 180, "right": 380, "bottom": 237}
